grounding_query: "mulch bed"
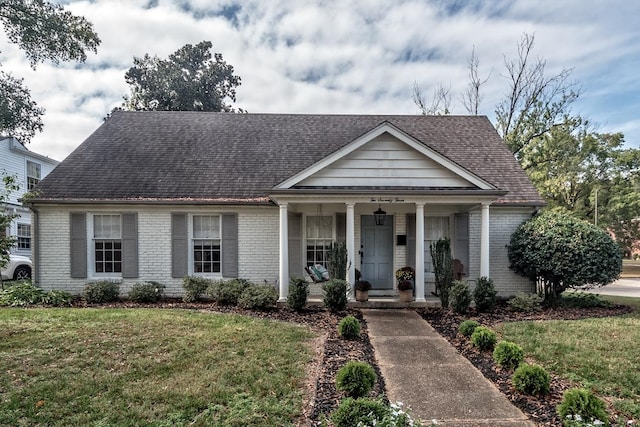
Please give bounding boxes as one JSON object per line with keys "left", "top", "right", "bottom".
{"left": 417, "top": 302, "right": 634, "bottom": 427}
{"left": 76, "top": 299, "right": 633, "bottom": 426}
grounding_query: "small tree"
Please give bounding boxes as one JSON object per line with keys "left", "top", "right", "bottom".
{"left": 509, "top": 210, "right": 622, "bottom": 303}
{"left": 430, "top": 238, "right": 453, "bottom": 307}
{"left": 327, "top": 241, "right": 348, "bottom": 281}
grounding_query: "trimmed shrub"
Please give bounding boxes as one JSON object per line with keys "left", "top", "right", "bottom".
{"left": 237, "top": 285, "right": 278, "bottom": 309}
{"left": 459, "top": 319, "right": 480, "bottom": 338}
{"left": 182, "top": 276, "right": 211, "bottom": 302}
{"left": 129, "top": 282, "right": 164, "bottom": 303}
{"left": 287, "top": 277, "right": 308, "bottom": 311}
{"left": 557, "top": 388, "right": 609, "bottom": 427}
{"left": 493, "top": 341, "right": 524, "bottom": 370}
{"left": 470, "top": 326, "right": 497, "bottom": 351}
{"left": 338, "top": 315, "right": 361, "bottom": 339}
{"left": 207, "top": 279, "right": 250, "bottom": 305}
{"left": 558, "top": 292, "right": 612, "bottom": 309}
{"left": 322, "top": 279, "right": 349, "bottom": 312}
{"left": 449, "top": 280, "right": 471, "bottom": 314}
{"left": 473, "top": 276, "right": 497, "bottom": 312}
{"left": 508, "top": 292, "right": 543, "bottom": 312}
{"left": 330, "top": 398, "right": 389, "bottom": 427}
{"left": 84, "top": 281, "right": 119, "bottom": 303}
{"left": 512, "top": 364, "right": 550, "bottom": 395}
{"left": 335, "top": 361, "right": 377, "bottom": 398}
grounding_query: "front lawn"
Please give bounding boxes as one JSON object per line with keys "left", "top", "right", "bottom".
{"left": 0, "top": 308, "right": 315, "bottom": 426}
{"left": 497, "top": 296, "right": 640, "bottom": 420}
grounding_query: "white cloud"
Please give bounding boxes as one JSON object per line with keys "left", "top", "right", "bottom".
{"left": 1, "top": 0, "right": 638, "bottom": 161}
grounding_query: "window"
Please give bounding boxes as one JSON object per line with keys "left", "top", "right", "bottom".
{"left": 27, "top": 161, "right": 41, "bottom": 190}
{"left": 17, "top": 223, "right": 31, "bottom": 250}
{"left": 424, "top": 216, "right": 450, "bottom": 273}
{"left": 193, "top": 215, "right": 221, "bottom": 273}
{"left": 93, "top": 214, "right": 121, "bottom": 273}
{"left": 306, "top": 216, "right": 333, "bottom": 267}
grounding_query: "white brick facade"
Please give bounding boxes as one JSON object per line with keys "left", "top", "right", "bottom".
{"left": 468, "top": 206, "right": 536, "bottom": 296}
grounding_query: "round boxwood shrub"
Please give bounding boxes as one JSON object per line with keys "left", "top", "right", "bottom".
{"left": 493, "top": 340, "right": 524, "bottom": 370}
{"left": 287, "top": 277, "right": 308, "bottom": 311}
{"left": 470, "top": 326, "right": 497, "bottom": 351}
{"left": 330, "top": 397, "right": 389, "bottom": 427}
{"left": 473, "top": 276, "right": 497, "bottom": 312}
{"left": 207, "top": 278, "right": 250, "bottom": 305}
{"left": 128, "top": 282, "right": 164, "bottom": 303}
{"left": 237, "top": 285, "right": 278, "bottom": 309}
{"left": 449, "top": 280, "right": 471, "bottom": 314}
{"left": 557, "top": 388, "right": 609, "bottom": 426}
{"left": 83, "top": 281, "right": 119, "bottom": 303}
{"left": 338, "top": 315, "right": 361, "bottom": 339}
{"left": 458, "top": 319, "right": 480, "bottom": 338}
{"left": 512, "top": 363, "right": 550, "bottom": 395}
{"left": 322, "top": 279, "right": 349, "bottom": 312}
{"left": 336, "top": 361, "right": 377, "bottom": 398}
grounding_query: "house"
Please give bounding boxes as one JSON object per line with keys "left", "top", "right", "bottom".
{"left": 1, "top": 137, "right": 59, "bottom": 258}
{"left": 29, "top": 112, "right": 544, "bottom": 300}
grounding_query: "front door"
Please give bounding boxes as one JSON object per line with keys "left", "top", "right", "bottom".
{"left": 360, "top": 215, "right": 393, "bottom": 291}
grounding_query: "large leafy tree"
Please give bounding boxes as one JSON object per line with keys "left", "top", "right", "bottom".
{"left": 123, "top": 41, "right": 242, "bottom": 112}
{"left": 508, "top": 210, "right": 622, "bottom": 302}
{"left": 0, "top": 175, "right": 19, "bottom": 284}
{"left": 0, "top": 0, "right": 100, "bottom": 143}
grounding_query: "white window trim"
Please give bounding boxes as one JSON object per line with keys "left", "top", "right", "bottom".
{"left": 26, "top": 160, "right": 41, "bottom": 191}
{"left": 188, "top": 214, "right": 223, "bottom": 277}
{"left": 87, "top": 213, "right": 123, "bottom": 279}
{"left": 303, "top": 213, "right": 336, "bottom": 267}
{"left": 16, "top": 223, "right": 31, "bottom": 250}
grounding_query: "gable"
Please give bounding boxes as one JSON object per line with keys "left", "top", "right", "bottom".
{"left": 277, "top": 123, "right": 495, "bottom": 190}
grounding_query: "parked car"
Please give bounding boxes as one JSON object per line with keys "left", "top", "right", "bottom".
{"left": 1, "top": 253, "right": 32, "bottom": 281}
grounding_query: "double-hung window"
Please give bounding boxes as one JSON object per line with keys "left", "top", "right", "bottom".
{"left": 93, "top": 214, "right": 122, "bottom": 274}
{"left": 27, "top": 161, "right": 41, "bottom": 190}
{"left": 193, "top": 215, "right": 221, "bottom": 274}
{"left": 424, "top": 216, "right": 450, "bottom": 273}
{"left": 306, "top": 215, "right": 333, "bottom": 267}
{"left": 17, "top": 223, "right": 31, "bottom": 250}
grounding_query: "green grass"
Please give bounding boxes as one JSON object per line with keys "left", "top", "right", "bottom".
{"left": 0, "top": 308, "right": 315, "bottom": 426}
{"left": 497, "top": 296, "right": 640, "bottom": 420}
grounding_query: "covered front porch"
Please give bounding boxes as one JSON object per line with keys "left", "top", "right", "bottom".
{"left": 272, "top": 193, "right": 494, "bottom": 303}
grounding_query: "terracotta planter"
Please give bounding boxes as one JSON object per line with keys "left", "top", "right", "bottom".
{"left": 355, "top": 290, "right": 369, "bottom": 302}
{"left": 398, "top": 289, "right": 413, "bottom": 302}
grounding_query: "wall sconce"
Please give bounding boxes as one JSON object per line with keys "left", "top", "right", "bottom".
{"left": 373, "top": 205, "right": 386, "bottom": 226}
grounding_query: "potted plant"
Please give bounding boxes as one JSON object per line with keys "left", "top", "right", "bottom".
{"left": 354, "top": 280, "right": 372, "bottom": 302}
{"left": 397, "top": 279, "right": 414, "bottom": 302}
{"left": 395, "top": 266, "right": 415, "bottom": 283}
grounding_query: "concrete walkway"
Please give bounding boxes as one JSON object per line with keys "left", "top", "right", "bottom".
{"left": 363, "top": 309, "right": 535, "bottom": 426}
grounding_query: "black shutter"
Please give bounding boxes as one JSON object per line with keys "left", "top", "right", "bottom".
{"left": 171, "top": 213, "right": 188, "bottom": 278}
{"left": 406, "top": 213, "right": 416, "bottom": 269}
{"left": 288, "top": 212, "right": 303, "bottom": 277}
{"left": 121, "top": 213, "right": 138, "bottom": 278}
{"left": 221, "top": 214, "right": 238, "bottom": 278}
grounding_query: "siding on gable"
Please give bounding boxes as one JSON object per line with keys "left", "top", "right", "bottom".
{"left": 297, "top": 134, "right": 473, "bottom": 188}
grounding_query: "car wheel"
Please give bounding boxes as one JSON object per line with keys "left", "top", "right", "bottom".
{"left": 13, "top": 265, "right": 31, "bottom": 281}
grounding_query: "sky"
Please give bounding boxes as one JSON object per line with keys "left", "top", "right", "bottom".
{"left": 1, "top": 0, "right": 639, "bottom": 162}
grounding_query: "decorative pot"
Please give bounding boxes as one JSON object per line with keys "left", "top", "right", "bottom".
{"left": 355, "top": 290, "right": 369, "bottom": 302}
{"left": 398, "top": 289, "right": 413, "bottom": 302}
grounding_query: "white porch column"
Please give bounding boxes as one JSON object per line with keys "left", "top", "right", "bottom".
{"left": 480, "top": 202, "right": 490, "bottom": 278}
{"left": 346, "top": 203, "right": 356, "bottom": 300}
{"left": 415, "top": 203, "right": 426, "bottom": 302}
{"left": 278, "top": 203, "right": 289, "bottom": 302}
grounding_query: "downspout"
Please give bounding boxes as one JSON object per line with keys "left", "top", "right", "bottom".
{"left": 27, "top": 202, "right": 40, "bottom": 286}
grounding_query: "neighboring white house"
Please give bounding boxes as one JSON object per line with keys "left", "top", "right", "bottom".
{"left": 29, "top": 112, "right": 544, "bottom": 300}
{"left": 1, "top": 137, "right": 59, "bottom": 258}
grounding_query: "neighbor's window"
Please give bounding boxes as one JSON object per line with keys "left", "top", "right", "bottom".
{"left": 27, "top": 160, "right": 41, "bottom": 190}
{"left": 424, "top": 216, "right": 450, "bottom": 273}
{"left": 17, "top": 223, "right": 31, "bottom": 250}
{"left": 193, "top": 215, "right": 221, "bottom": 273}
{"left": 306, "top": 215, "right": 333, "bottom": 267}
{"left": 93, "top": 214, "right": 121, "bottom": 273}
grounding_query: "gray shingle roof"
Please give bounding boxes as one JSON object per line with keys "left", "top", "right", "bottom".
{"left": 34, "top": 111, "right": 543, "bottom": 205}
